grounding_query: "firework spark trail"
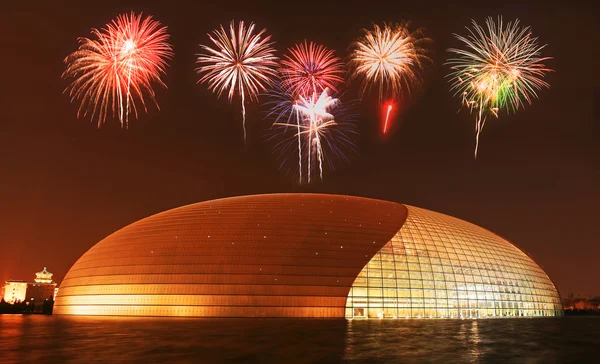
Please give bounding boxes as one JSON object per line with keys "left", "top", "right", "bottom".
{"left": 293, "top": 90, "right": 338, "bottom": 183}
{"left": 263, "top": 84, "right": 303, "bottom": 183}
{"left": 295, "top": 106, "right": 302, "bottom": 184}
{"left": 349, "top": 23, "right": 429, "bottom": 102}
{"left": 63, "top": 12, "right": 173, "bottom": 128}
{"left": 383, "top": 104, "right": 393, "bottom": 134}
{"left": 196, "top": 20, "right": 278, "bottom": 144}
{"left": 447, "top": 17, "right": 552, "bottom": 158}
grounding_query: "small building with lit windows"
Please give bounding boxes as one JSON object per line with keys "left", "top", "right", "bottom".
{"left": 54, "top": 194, "right": 563, "bottom": 318}
{"left": 3, "top": 281, "right": 28, "bottom": 304}
{"left": 3, "top": 267, "right": 57, "bottom": 305}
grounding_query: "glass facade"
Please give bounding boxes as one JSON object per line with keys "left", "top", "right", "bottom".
{"left": 345, "top": 205, "right": 563, "bottom": 319}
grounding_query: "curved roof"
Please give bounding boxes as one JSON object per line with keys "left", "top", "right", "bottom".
{"left": 55, "top": 194, "right": 406, "bottom": 317}
{"left": 54, "top": 193, "right": 562, "bottom": 318}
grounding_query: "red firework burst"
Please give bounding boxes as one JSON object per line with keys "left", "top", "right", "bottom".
{"left": 63, "top": 12, "right": 173, "bottom": 128}
{"left": 279, "top": 41, "right": 344, "bottom": 97}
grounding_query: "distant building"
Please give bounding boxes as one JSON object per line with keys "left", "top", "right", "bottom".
{"left": 3, "top": 267, "right": 57, "bottom": 305}
{"left": 563, "top": 294, "right": 600, "bottom": 311}
{"left": 3, "top": 281, "right": 28, "bottom": 304}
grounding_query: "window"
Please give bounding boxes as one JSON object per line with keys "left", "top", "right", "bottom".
{"left": 346, "top": 206, "right": 562, "bottom": 319}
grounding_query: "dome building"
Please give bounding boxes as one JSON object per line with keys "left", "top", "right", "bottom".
{"left": 54, "top": 194, "right": 562, "bottom": 318}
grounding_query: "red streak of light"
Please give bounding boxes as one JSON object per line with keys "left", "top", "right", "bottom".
{"left": 383, "top": 104, "right": 393, "bottom": 134}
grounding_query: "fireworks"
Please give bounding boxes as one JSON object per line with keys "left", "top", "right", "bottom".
{"left": 447, "top": 17, "right": 552, "bottom": 158}
{"left": 268, "top": 41, "right": 353, "bottom": 183}
{"left": 383, "top": 103, "right": 393, "bottom": 134}
{"left": 268, "top": 87, "right": 357, "bottom": 184}
{"left": 196, "top": 20, "right": 278, "bottom": 143}
{"left": 280, "top": 41, "right": 344, "bottom": 96}
{"left": 349, "top": 23, "right": 429, "bottom": 101}
{"left": 63, "top": 12, "right": 173, "bottom": 128}
{"left": 58, "top": 12, "right": 555, "bottom": 177}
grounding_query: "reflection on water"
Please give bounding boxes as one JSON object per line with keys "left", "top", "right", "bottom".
{"left": 0, "top": 315, "right": 598, "bottom": 363}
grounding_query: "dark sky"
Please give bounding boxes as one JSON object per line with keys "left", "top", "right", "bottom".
{"left": 1, "top": 1, "right": 598, "bottom": 297}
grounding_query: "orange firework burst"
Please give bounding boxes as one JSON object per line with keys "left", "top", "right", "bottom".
{"left": 349, "top": 22, "right": 429, "bottom": 101}
{"left": 63, "top": 12, "right": 173, "bottom": 128}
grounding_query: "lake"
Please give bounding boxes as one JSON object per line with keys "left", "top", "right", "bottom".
{"left": 0, "top": 315, "right": 598, "bottom": 362}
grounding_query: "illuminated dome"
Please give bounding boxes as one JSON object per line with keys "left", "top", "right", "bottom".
{"left": 54, "top": 194, "right": 562, "bottom": 318}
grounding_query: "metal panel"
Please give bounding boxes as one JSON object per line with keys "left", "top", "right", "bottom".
{"left": 55, "top": 194, "right": 406, "bottom": 317}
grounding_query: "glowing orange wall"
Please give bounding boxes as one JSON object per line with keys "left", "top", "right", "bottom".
{"left": 55, "top": 194, "right": 406, "bottom": 317}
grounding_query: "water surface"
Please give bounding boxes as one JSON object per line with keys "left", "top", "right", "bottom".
{"left": 0, "top": 315, "right": 598, "bottom": 363}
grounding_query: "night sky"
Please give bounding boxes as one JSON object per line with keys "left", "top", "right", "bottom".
{"left": 1, "top": 1, "right": 598, "bottom": 297}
